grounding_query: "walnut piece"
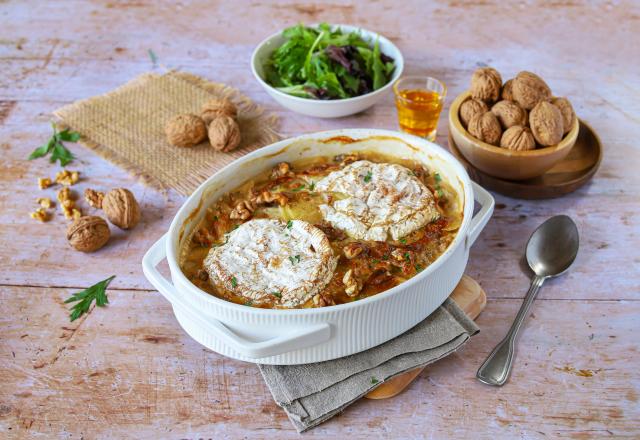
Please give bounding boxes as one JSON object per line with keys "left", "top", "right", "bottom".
{"left": 37, "top": 197, "right": 53, "bottom": 209}
{"left": 201, "top": 98, "right": 238, "bottom": 125}
{"left": 551, "top": 97, "right": 576, "bottom": 134}
{"left": 312, "top": 292, "right": 335, "bottom": 307}
{"left": 57, "top": 187, "right": 73, "bottom": 203}
{"left": 468, "top": 111, "right": 502, "bottom": 146}
{"left": 102, "top": 188, "right": 141, "bottom": 229}
{"left": 67, "top": 216, "right": 110, "bottom": 253}
{"left": 512, "top": 71, "right": 552, "bottom": 110}
{"left": 84, "top": 188, "right": 105, "bottom": 209}
{"left": 529, "top": 101, "right": 564, "bottom": 146}
{"left": 229, "top": 200, "right": 254, "bottom": 220}
{"left": 342, "top": 269, "right": 362, "bottom": 297}
{"left": 343, "top": 242, "right": 365, "bottom": 259}
{"left": 491, "top": 100, "right": 527, "bottom": 129}
{"left": 500, "top": 125, "right": 536, "bottom": 151}
{"left": 459, "top": 98, "right": 489, "bottom": 128}
{"left": 55, "top": 169, "right": 80, "bottom": 186}
{"left": 501, "top": 78, "right": 514, "bottom": 101}
{"left": 38, "top": 177, "right": 53, "bottom": 190}
{"left": 165, "top": 113, "right": 208, "bottom": 148}
{"left": 271, "top": 162, "right": 294, "bottom": 180}
{"left": 470, "top": 67, "right": 502, "bottom": 103}
{"left": 30, "top": 208, "right": 50, "bottom": 222}
{"left": 208, "top": 115, "right": 241, "bottom": 152}
{"left": 250, "top": 191, "right": 288, "bottom": 206}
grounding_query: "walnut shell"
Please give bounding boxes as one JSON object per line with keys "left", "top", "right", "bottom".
{"left": 501, "top": 79, "right": 514, "bottom": 101}
{"left": 552, "top": 97, "right": 575, "bottom": 134}
{"left": 491, "top": 100, "right": 527, "bottom": 129}
{"left": 500, "top": 125, "right": 536, "bottom": 151}
{"left": 512, "top": 71, "right": 552, "bottom": 110}
{"left": 468, "top": 111, "right": 502, "bottom": 146}
{"left": 67, "top": 216, "right": 110, "bottom": 253}
{"left": 470, "top": 67, "right": 502, "bottom": 103}
{"left": 201, "top": 98, "right": 238, "bottom": 125}
{"left": 102, "top": 188, "right": 141, "bottom": 230}
{"left": 459, "top": 98, "right": 489, "bottom": 128}
{"left": 529, "top": 101, "right": 564, "bottom": 146}
{"left": 165, "top": 114, "right": 207, "bottom": 148}
{"left": 208, "top": 115, "right": 241, "bottom": 152}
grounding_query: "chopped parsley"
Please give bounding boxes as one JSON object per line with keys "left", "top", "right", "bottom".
{"left": 244, "top": 300, "right": 253, "bottom": 306}
{"left": 363, "top": 171, "right": 373, "bottom": 183}
{"left": 292, "top": 184, "right": 306, "bottom": 192}
{"left": 434, "top": 172, "right": 442, "bottom": 183}
{"left": 271, "top": 291, "right": 282, "bottom": 298}
{"left": 230, "top": 277, "right": 238, "bottom": 288}
{"left": 399, "top": 238, "right": 407, "bottom": 244}
{"left": 415, "top": 264, "right": 424, "bottom": 272}
{"left": 404, "top": 252, "right": 411, "bottom": 261}
{"left": 286, "top": 220, "right": 293, "bottom": 230}
{"left": 308, "top": 181, "right": 316, "bottom": 191}
{"left": 370, "top": 377, "right": 379, "bottom": 385}
{"left": 436, "top": 188, "right": 445, "bottom": 198}
{"left": 289, "top": 255, "right": 301, "bottom": 265}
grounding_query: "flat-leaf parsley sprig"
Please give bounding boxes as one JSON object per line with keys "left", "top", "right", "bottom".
{"left": 64, "top": 275, "right": 116, "bottom": 322}
{"left": 28, "top": 123, "right": 80, "bottom": 166}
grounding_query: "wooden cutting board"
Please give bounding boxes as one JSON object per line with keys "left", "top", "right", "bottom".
{"left": 365, "top": 275, "right": 486, "bottom": 399}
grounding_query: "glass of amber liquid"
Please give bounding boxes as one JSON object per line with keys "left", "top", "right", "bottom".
{"left": 393, "top": 76, "right": 447, "bottom": 141}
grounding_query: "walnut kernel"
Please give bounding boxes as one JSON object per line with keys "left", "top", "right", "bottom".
{"left": 529, "top": 101, "right": 564, "bottom": 146}
{"left": 470, "top": 67, "right": 502, "bottom": 103}
{"left": 512, "top": 71, "right": 552, "bottom": 110}
{"left": 37, "top": 197, "right": 53, "bottom": 209}
{"left": 102, "top": 188, "right": 141, "bottom": 229}
{"left": 208, "top": 115, "right": 241, "bottom": 152}
{"left": 468, "top": 111, "right": 502, "bottom": 146}
{"left": 84, "top": 188, "right": 105, "bottom": 209}
{"left": 491, "top": 100, "right": 527, "bottom": 129}
{"left": 500, "top": 126, "right": 536, "bottom": 151}
{"left": 30, "top": 208, "right": 50, "bottom": 222}
{"left": 38, "top": 177, "right": 53, "bottom": 190}
{"left": 201, "top": 98, "right": 238, "bottom": 124}
{"left": 165, "top": 114, "right": 208, "bottom": 148}
{"left": 67, "top": 216, "right": 110, "bottom": 252}
{"left": 459, "top": 98, "right": 489, "bottom": 128}
{"left": 55, "top": 169, "right": 80, "bottom": 186}
{"left": 57, "top": 187, "right": 73, "bottom": 203}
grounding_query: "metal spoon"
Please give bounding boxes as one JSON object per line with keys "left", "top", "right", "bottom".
{"left": 476, "top": 215, "right": 579, "bottom": 386}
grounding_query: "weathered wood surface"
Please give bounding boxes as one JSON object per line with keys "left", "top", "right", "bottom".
{"left": 0, "top": 0, "right": 639, "bottom": 438}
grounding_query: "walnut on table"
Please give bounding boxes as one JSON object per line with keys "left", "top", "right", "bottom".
{"left": 165, "top": 113, "right": 208, "bottom": 148}
{"left": 66, "top": 216, "right": 110, "bottom": 252}
{"left": 38, "top": 177, "right": 53, "bottom": 190}
{"left": 102, "top": 188, "right": 141, "bottom": 230}
{"left": 208, "top": 115, "right": 241, "bottom": 152}
{"left": 30, "top": 208, "right": 50, "bottom": 222}
{"left": 84, "top": 188, "right": 105, "bottom": 209}
{"left": 200, "top": 98, "right": 238, "bottom": 125}
{"left": 55, "top": 169, "right": 80, "bottom": 186}
{"left": 36, "top": 197, "right": 54, "bottom": 209}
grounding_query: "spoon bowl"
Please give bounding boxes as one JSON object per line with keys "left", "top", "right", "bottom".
{"left": 526, "top": 215, "right": 579, "bottom": 278}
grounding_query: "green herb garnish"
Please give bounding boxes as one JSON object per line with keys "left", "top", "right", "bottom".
{"left": 404, "top": 252, "right": 411, "bottom": 262}
{"left": 363, "top": 171, "right": 373, "bottom": 183}
{"left": 434, "top": 172, "right": 442, "bottom": 183}
{"left": 264, "top": 23, "right": 396, "bottom": 100}
{"left": 64, "top": 275, "right": 115, "bottom": 322}
{"left": 308, "top": 181, "right": 316, "bottom": 191}
{"left": 28, "top": 123, "right": 79, "bottom": 166}
{"left": 231, "top": 277, "right": 238, "bottom": 288}
{"left": 244, "top": 300, "right": 253, "bottom": 307}
{"left": 286, "top": 220, "right": 293, "bottom": 230}
{"left": 415, "top": 264, "right": 424, "bottom": 272}
{"left": 370, "top": 377, "right": 379, "bottom": 385}
{"left": 399, "top": 238, "right": 407, "bottom": 244}
{"left": 272, "top": 292, "right": 282, "bottom": 298}
{"left": 292, "top": 184, "right": 306, "bottom": 192}
{"left": 289, "top": 255, "right": 301, "bottom": 265}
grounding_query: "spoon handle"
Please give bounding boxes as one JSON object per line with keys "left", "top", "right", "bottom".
{"left": 476, "top": 275, "right": 545, "bottom": 386}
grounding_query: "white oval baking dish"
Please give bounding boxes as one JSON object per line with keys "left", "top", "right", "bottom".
{"left": 142, "top": 129, "right": 494, "bottom": 364}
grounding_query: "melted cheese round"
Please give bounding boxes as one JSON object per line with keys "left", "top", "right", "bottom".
{"left": 204, "top": 219, "right": 337, "bottom": 307}
{"left": 316, "top": 160, "right": 439, "bottom": 241}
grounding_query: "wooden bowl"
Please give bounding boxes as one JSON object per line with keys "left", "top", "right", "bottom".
{"left": 449, "top": 92, "right": 579, "bottom": 180}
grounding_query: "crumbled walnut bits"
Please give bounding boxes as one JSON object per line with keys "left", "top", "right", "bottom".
{"left": 37, "top": 197, "right": 54, "bottom": 209}
{"left": 343, "top": 269, "right": 362, "bottom": 297}
{"left": 84, "top": 188, "right": 105, "bottom": 209}
{"left": 57, "top": 187, "right": 81, "bottom": 219}
{"left": 38, "top": 177, "right": 53, "bottom": 189}
{"left": 30, "top": 208, "right": 50, "bottom": 222}
{"left": 55, "top": 169, "right": 80, "bottom": 186}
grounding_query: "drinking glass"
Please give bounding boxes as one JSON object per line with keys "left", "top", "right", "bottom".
{"left": 393, "top": 76, "right": 447, "bottom": 141}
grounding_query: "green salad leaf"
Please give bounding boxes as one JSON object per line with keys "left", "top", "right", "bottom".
{"left": 264, "top": 23, "right": 396, "bottom": 100}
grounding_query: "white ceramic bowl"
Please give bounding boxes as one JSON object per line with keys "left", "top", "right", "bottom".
{"left": 142, "top": 129, "right": 494, "bottom": 364}
{"left": 250, "top": 25, "right": 404, "bottom": 118}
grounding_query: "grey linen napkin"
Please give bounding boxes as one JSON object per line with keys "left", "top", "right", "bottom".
{"left": 259, "top": 298, "right": 479, "bottom": 432}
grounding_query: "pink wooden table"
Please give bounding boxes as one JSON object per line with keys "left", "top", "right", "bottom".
{"left": 1, "top": 1, "right": 638, "bottom": 438}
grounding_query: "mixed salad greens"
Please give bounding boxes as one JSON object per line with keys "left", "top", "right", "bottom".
{"left": 264, "top": 23, "right": 396, "bottom": 100}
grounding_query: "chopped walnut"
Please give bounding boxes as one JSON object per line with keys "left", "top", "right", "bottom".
{"left": 343, "top": 269, "right": 362, "bottom": 297}
{"left": 391, "top": 248, "right": 413, "bottom": 265}
{"left": 229, "top": 200, "right": 255, "bottom": 220}
{"left": 251, "top": 190, "right": 288, "bottom": 206}
{"left": 38, "top": 177, "right": 53, "bottom": 190}
{"left": 84, "top": 188, "right": 104, "bottom": 209}
{"left": 55, "top": 169, "right": 80, "bottom": 186}
{"left": 57, "top": 187, "right": 73, "bottom": 203}
{"left": 271, "top": 162, "right": 293, "bottom": 179}
{"left": 343, "top": 242, "right": 365, "bottom": 259}
{"left": 30, "top": 208, "right": 50, "bottom": 222}
{"left": 36, "top": 197, "right": 53, "bottom": 209}
{"left": 312, "top": 293, "right": 336, "bottom": 307}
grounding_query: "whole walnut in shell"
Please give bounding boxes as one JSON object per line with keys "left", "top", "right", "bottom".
{"left": 470, "top": 67, "right": 502, "bottom": 103}
{"left": 459, "top": 98, "right": 489, "bottom": 128}
{"left": 201, "top": 98, "right": 238, "bottom": 125}
{"left": 67, "top": 216, "right": 110, "bottom": 253}
{"left": 468, "top": 111, "right": 502, "bottom": 146}
{"left": 501, "top": 79, "right": 514, "bottom": 101}
{"left": 551, "top": 97, "right": 575, "bottom": 134}
{"left": 165, "top": 114, "right": 207, "bottom": 147}
{"left": 102, "top": 188, "right": 141, "bottom": 230}
{"left": 491, "top": 100, "right": 527, "bottom": 129}
{"left": 208, "top": 115, "right": 242, "bottom": 152}
{"left": 500, "top": 125, "right": 536, "bottom": 151}
{"left": 529, "top": 101, "right": 564, "bottom": 146}
{"left": 512, "top": 71, "right": 552, "bottom": 110}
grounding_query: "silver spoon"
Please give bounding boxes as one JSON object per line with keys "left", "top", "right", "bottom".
{"left": 476, "top": 215, "right": 579, "bottom": 386}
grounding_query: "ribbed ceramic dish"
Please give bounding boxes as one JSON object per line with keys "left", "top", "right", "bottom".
{"left": 142, "top": 129, "right": 494, "bottom": 364}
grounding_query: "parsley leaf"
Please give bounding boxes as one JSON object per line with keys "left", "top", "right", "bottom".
{"left": 28, "top": 123, "right": 79, "bottom": 166}
{"left": 289, "top": 255, "right": 301, "bottom": 265}
{"left": 286, "top": 220, "right": 293, "bottom": 230}
{"left": 64, "top": 275, "right": 115, "bottom": 322}
{"left": 308, "top": 181, "right": 316, "bottom": 191}
{"left": 363, "top": 171, "right": 373, "bottom": 183}
{"left": 292, "top": 184, "right": 306, "bottom": 192}
{"left": 231, "top": 277, "right": 238, "bottom": 288}
{"left": 434, "top": 172, "right": 442, "bottom": 183}
{"left": 415, "top": 264, "right": 424, "bottom": 272}
{"left": 404, "top": 252, "right": 411, "bottom": 261}
{"left": 399, "top": 238, "right": 407, "bottom": 244}
{"left": 271, "top": 291, "right": 282, "bottom": 298}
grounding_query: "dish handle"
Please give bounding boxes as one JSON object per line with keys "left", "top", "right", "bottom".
{"left": 467, "top": 182, "right": 494, "bottom": 249}
{"left": 142, "top": 234, "right": 331, "bottom": 359}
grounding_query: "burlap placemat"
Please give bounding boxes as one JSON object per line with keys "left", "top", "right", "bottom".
{"left": 54, "top": 70, "right": 280, "bottom": 195}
